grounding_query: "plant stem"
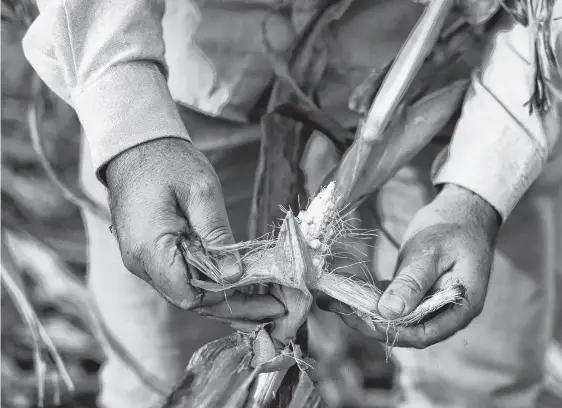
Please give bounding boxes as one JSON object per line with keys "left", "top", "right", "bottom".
{"left": 330, "top": 0, "right": 454, "bottom": 208}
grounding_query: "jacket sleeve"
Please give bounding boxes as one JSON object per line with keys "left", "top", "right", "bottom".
{"left": 432, "top": 11, "right": 562, "bottom": 222}
{"left": 22, "top": 0, "right": 191, "bottom": 182}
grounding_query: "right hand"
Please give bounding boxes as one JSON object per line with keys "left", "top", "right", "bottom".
{"left": 105, "top": 137, "right": 285, "bottom": 329}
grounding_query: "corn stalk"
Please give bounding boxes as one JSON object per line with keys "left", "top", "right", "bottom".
{"left": 324, "top": 0, "right": 455, "bottom": 210}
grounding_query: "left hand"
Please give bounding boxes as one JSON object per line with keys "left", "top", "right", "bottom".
{"left": 106, "top": 138, "right": 286, "bottom": 325}
{"left": 320, "top": 183, "right": 501, "bottom": 348}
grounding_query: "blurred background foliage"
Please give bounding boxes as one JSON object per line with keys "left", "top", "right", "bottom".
{"left": 2, "top": 3, "right": 102, "bottom": 406}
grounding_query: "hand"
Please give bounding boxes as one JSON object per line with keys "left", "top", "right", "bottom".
{"left": 105, "top": 138, "right": 285, "bottom": 325}
{"left": 321, "top": 184, "right": 500, "bottom": 348}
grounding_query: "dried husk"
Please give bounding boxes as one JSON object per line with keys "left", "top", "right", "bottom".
{"left": 161, "top": 333, "right": 254, "bottom": 408}
{"left": 185, "top": 183, "right": 465, "bottom": 327}
{"left": 244, "top": 370, "right": 289, "bottom": 408}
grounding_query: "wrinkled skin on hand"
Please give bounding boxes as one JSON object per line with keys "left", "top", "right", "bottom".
{"left": 322, "top": 184, "right": 501, "bottom": 348}
{"left": 105, "top": 138, "right": 285, "bottom": 326}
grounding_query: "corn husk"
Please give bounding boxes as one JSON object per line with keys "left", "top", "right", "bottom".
{"left": 160, "top": 333, "right": 254, "bottom": 408}
{"left": 185, "top": 183, "right": 464, "bottom": 329}
{"left": 175, "top": 182, "right": 464, "bottom": 408}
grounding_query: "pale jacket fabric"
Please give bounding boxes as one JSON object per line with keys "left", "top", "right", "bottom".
{"left": 22, "top": 0, "right": 562, "bottom": 221}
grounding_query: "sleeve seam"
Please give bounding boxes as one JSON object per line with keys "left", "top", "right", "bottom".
{"left": 61, "top": 0, "right": 79, "bottom": 89}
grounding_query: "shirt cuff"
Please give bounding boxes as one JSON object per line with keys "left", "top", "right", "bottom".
{"left": 431, "top": 12, "right": 555, "bottom": 223}
{"left": 73, "top": 62, "right": 191, "bottom": 183}
{"left": 432, "top": 75, "right": 545, "bottom": 222}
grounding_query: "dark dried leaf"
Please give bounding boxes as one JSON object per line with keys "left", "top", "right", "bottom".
{"left": 161, "top": 333, "right": 253, "bottom": 408}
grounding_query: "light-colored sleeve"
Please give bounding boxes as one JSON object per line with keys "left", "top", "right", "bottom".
{"left": 22, "top": 0, "right": 191, "bottom": 182}
{"left": 432, "top": 12, "right": 562, "bottom": 221}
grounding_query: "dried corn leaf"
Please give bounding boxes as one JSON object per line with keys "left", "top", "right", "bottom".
{"left": 250, "top": 0, "right": 354, "bottom": 239}
{"left": 321, "top": 14, "right": 500, "bottom": 208}
{"left": 272, "top": 103, "right": 351, "bottom": 154}
{"left": 333, "top": 79, "right": 469, "bottom": 211}
{"left": 161, "top": 333, "right": 253, "bottom": 408}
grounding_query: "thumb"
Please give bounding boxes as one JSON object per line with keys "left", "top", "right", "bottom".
{"left": 176, "top": 171, "right": 243, "bottom": 282}
{"left": 377, "top": 248, "right": 440, "bottom": 320}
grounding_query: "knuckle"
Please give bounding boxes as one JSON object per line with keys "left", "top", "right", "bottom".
{"left": 394, "top": 273, "right": 425, "bottom": 296}
{"left": 110, "top": 217, "right": 149, "bottom": 277}
{"left": 189, "top": 173, "right": 221, "bottom": 201}
{"left": 154, "top": 233, "right": 184, "bottom": 269}
{"left": 120, "top": 252, "right": 137, "bottom": 273}
{"left": 119, "top": 237, "right": 148, "bottom": 276}
{"left": 117, "top": 238, "right": 135, "bottom": 270}
{"left": 200, "top": 226, "right": 234, "bottom": 246}
{"left": 457, "top": 317, "right": 473, "bottom": 333}
{"left": 419, "top": 244, "right": 439, "bottom": 259}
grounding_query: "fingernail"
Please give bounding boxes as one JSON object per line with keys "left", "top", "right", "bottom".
{"left": 220, "top": 252, "right": 243, "bottom": 282}
{"left": 378, "top": 294, "right": 405, "bottom": 319}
